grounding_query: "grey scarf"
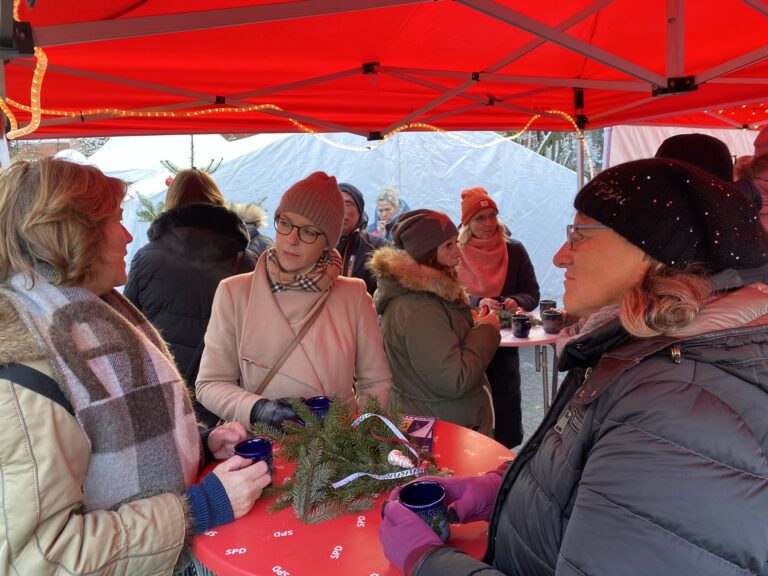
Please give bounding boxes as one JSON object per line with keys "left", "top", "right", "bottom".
{"left": 2, "top": 272, "right": 199, "bottom": 511}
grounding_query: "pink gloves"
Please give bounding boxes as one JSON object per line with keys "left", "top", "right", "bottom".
{"left": 379, "top": 500, "right": 444, "bottom": 574}
{"left": 430, "top": 472, "right": 504, "bottom": 524}
{"left": 378, "top": 471, "right": 504, "bottom": 574}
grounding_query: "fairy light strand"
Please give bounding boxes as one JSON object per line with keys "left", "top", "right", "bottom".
{"left": 6, "top": 47, "right": 47, "bottom": 139}
{"left": 0, "top": 38, "right": 594, "bottom": 176}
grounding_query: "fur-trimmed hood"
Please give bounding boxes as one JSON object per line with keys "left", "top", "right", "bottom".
{"left": 0, "top": 295, "right": 43, "bottom": 365}
{"left": 228, "top": 202, "right": 268, "bottom": 229}
{"left": 148, "top": 202, "right": 249, "bottom": 243}
{"left": 145, "top": 202, "right": 249, "bottom": 261}
{"left": 368, "top": 246, "right": 470, "bottom": 311}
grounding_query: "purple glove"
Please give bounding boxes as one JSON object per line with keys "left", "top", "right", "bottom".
{"left": 417, "top": 473, "right": 503, "bottom": 524}
{"left": 379, "top": 501, "right": 443, "bottom": 574}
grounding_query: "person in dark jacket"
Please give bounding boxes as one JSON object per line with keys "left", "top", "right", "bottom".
{"left": 124, "top": 169, "right": 255, "bottom": 425}
{"left": 337, "top": 182, "right": 388, "bottom": 295}
{"left": 379, "top": 158, "right": 768, "bottom": 576}
{"left": 456, "top": 186, "right": 540, "bottom": 447}
{"left": 229, "top": 201, "right": 275, "bottom": 261}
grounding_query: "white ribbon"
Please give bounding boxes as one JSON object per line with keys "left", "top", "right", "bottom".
{"left": 330, "top": 413, "right": 423, "bottom": 489}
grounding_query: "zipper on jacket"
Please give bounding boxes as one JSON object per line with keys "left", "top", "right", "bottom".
{"left": 670, "top": 345, "right": 682, "bottom": 364}
{"left": 554, "top": 408, "right": 573, "bottom": 434}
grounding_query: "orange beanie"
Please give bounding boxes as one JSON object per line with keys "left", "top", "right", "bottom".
{"left": 460, "top": 186, "right": 498, "bottom": 226}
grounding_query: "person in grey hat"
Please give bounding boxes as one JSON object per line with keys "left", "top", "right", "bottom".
{"left": 336, "top": 182, "right": 388, "bottom": 295}
{"left": 196, "top": 172, "right": 392, "bottom": 431}
{"left": 368, "top": 209, "right": 501, "bottom": 437}
{"left": 379, "top": 159, "right": 768, "bottom": 576}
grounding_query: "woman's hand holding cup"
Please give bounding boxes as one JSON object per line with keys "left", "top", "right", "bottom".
{"left": 212, "top": 456, "right": 272, "bottom": 519}
{"left": 476, "top": 306, "right": 500, "bottom": 331}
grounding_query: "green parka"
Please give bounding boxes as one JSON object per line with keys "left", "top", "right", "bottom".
{"left": 369, "top": 247, "right": 500, "bottom": 436}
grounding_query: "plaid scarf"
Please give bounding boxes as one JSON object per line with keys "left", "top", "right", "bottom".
{"left": 2, "top": 271, "right": 200, "bottom": 511}
{"left": 265, "top": 246, "right": 342, "bottom": 293}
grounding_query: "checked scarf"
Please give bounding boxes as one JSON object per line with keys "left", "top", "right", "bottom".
{"left": 266, "top": 246, "right": 342, "bottom": 293}
{"left": 2, "top": 271, "right": 199, "bottom": 511}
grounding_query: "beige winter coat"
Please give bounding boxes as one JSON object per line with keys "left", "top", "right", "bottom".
{"left": 196, "top": 255, "right": 392, "bottom": 427}
{"left": 0, "top": 297, "right": 187, "bottom": 575}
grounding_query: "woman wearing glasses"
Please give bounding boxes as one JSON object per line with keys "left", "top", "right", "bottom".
{"left": 196, "top": 172, "right": 391, "bottom": 429}
{"left": 379, "top": 159, "right": 768, "bottom": 576}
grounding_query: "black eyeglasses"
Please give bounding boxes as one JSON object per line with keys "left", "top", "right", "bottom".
{"left": 567, "top": 224, "right": 610, "bottom": 249}
{"left": 274, "top": 217, "right": 324, "bottom": 244}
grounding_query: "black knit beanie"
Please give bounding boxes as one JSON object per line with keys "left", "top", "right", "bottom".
{"left": 338, "top": 182, "right": 366, "bottom": 228}
{"left": 574, "top": 158, "right": 768, "bottom": 273}
{"left": 654, "top": 133, "right": 734, "bottom": 182}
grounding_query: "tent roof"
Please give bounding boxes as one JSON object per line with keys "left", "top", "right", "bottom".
{"left": 3, "top": 1, "right": 768, "bottom": 138}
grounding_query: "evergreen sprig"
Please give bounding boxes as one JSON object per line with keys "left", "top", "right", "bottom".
{"left": 251, "top": 395, "right": 439, "bottom": 524}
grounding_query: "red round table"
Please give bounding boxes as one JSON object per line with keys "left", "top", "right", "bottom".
{"left": 192, "top": 421, "right": 514, "bottom": 575}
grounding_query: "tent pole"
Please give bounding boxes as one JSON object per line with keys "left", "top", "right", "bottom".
{"left": 576, "top": 135, "right": 584, "bottom": 190}
{"left": 0, "top": 63, "right": 9, "bottom": 167}
{"left": 603, "top": 127, "right": 612, "bottom": 170}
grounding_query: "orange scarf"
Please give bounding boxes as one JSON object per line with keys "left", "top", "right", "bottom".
{"left": 458, "top": 231, "right": 508, "bottom": 297}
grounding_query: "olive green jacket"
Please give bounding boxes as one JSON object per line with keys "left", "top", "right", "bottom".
{"left": 369, "top": 248, "right": 500, "bottom": 436}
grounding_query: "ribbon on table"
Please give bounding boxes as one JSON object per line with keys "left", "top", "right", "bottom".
{"left": 331, "top": 413, "right": 423, "bottom": 489}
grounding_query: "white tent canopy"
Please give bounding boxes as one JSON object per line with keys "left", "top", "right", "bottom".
{"left": 120, "top": 131, "right": 576, "bottom": 305}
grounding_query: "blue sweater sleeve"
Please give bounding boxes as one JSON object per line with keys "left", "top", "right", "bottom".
{"left": 186, "top": 472, "right": 234, "bottom": 534}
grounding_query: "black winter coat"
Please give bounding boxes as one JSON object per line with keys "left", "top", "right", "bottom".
{"left": 337, "top": 229, "right": 388, "bottom": 295}
{"left": 416, "top": 285, "right": 768, "bottom": 576}
{"left": 124, "top": 203, "right": 256, "bottom": 422}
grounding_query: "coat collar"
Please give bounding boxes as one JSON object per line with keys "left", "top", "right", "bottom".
{"left": 368, "top": 247, "right": 469, "bottom": 306}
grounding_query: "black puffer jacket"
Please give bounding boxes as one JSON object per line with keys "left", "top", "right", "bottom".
{"left": 416, "top": 284, "right": 768, "bottom": 576}
{"left": 124, "top": 203, "right": 256, "bottom": 423}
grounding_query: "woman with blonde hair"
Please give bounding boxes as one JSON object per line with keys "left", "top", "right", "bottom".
{"left": 0, "top": 158, "right": 270, "bottom": 575}
{"left": 380, "top": 159, "right": 768, "bottom": 576}
{"left": 369, "top": 185, "right": 407, "bottom": 242}
{"left": 125, "top": 168, "right": 255, "bottom": 425}
{"left": 456, "top": 187, "right": 539, "bottom": 447}
{"left": 164, "top": 167, "right": 225, "bottom": 210}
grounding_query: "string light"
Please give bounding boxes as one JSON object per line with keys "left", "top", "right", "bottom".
{"left": 6, "top": 47, "right": 47, "bottom": 139}
{"left": 0, "top": 21, "right": 589, "bottom": 177}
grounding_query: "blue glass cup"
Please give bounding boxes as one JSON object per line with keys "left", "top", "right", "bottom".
{"left": 398, "top": 480, "right": 450, "bottom": 542}
{"left": 510, "top": 314, "right": 532, "bottom": 338}
{"left": 234, "top": 437, "right": 273, "bottom": 477}
{"left": 304, "top": 395, "right": 331, "bottom": 419}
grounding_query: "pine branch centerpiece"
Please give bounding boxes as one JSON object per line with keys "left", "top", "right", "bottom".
{"left": 251, "top": 396, "right": 444, "bottom": 524}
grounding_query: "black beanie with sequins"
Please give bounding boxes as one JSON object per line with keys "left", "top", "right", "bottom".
{"left": 574, "top": 158, "right": 768, "bottom": 273}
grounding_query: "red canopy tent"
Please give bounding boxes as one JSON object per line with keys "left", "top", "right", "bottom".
{"left": 1, "top": 0, "right": 767, "bottom": 139}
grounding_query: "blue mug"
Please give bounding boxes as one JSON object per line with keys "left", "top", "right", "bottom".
{"left": 304, "top": 395, "right": 331, "bottom": 419}
{"left": 397, "top": 480, "right": 450, "bottom": 542}
{"left": 234, "top": 437, "right": 273, "bottom": 476}
{"left": 510, "top": 314, "right": 532, "bottom": 338}
{"left": 542, "top": 309, "right": 564, "bottom": 334}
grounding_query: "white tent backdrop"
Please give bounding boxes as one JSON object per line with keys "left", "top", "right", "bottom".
{"left": 607, "top": 125, "right": 758, "bottom": 168}
{"left": 119, "top": 131, "right": 576, "bottom": 305}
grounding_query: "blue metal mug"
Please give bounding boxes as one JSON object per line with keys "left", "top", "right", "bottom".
{"left": 234, "top": 437, "right": 273, "bottom": 477}
{"left": 510, "top": 314, "right": 532, "bottom": 338}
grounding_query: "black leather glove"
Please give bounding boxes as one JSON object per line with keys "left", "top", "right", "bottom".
{"left": 250, "top": 398, "right": 300, "bottom": 429}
